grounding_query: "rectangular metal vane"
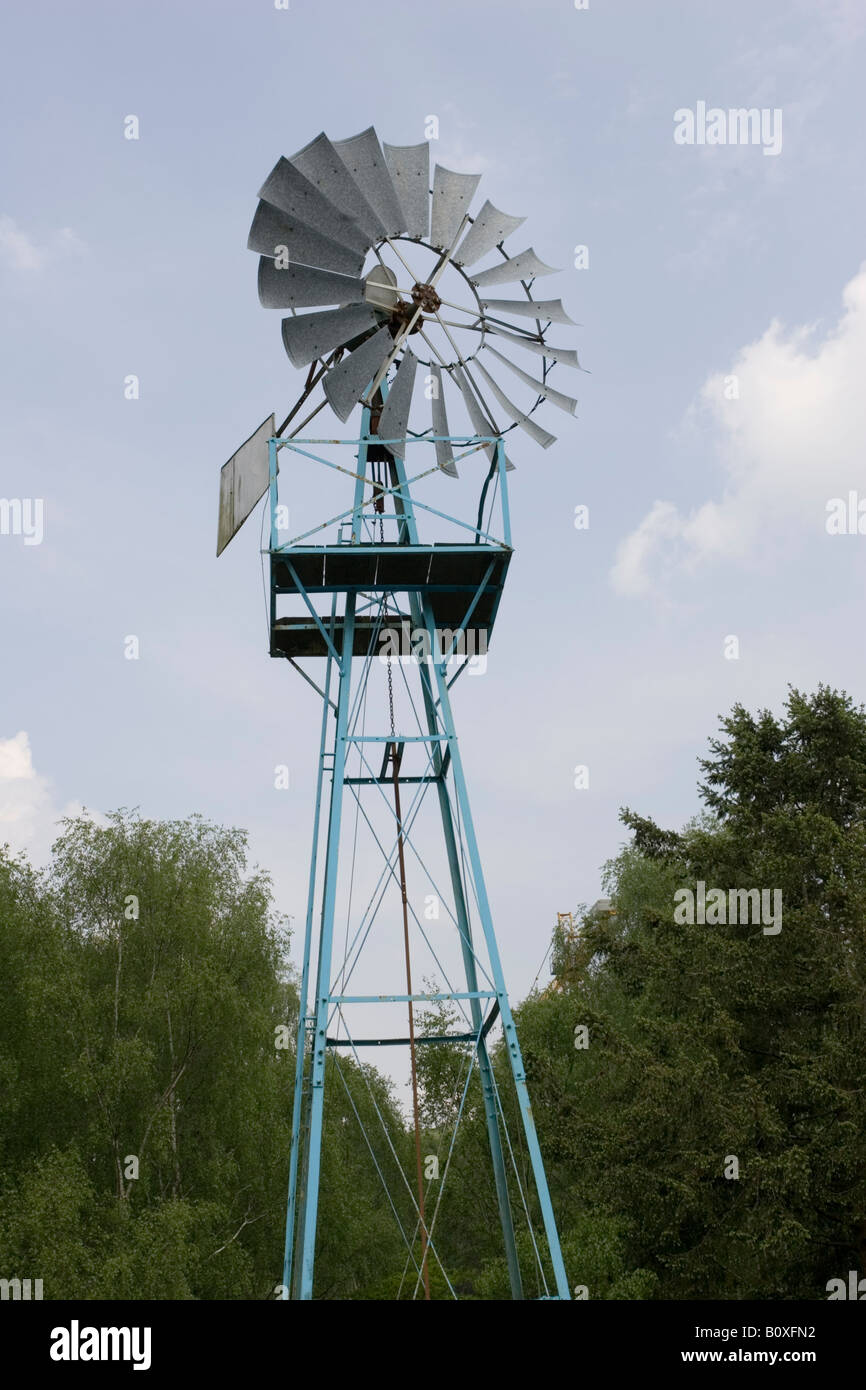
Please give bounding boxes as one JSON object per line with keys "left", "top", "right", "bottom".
{"left": 289, "top": 132, "right": 384, "bottom": 244}
{"left": 258, "top": 156, "right": 369, "bottom": 254}
{"left": 333, "top": 127, "right": 407, "bottom": 239}
{"left": 383, "top": 142, "right": 430, "bottom": 240}
{"left": 480, "top": 297, "right": 576, "bottom": 326}
{"left": 450, "top": 364, "right": 516, "bottom": 471}
{"left": 247, "top": 200, "right": 364, "bottom": 277}
{"left": 470, "top": 249, "right": 557, "bottom": 287}
{"left": 377, "top": 348, "right": 418, "bottom": 458}
{"left": 487, "top": 325, "right": 582, "bottom": 370}
{"left": 281, "top": 304, "right": 380, "bottom": 368}
{"left": 474, "top": 361, "right": 556, "bottom": 449}
{"left": 323, "top": 325, "right": 392, "bottom": 422}
{"left": 430, "top": 364, "right": 458, "bottom": 477}
{"left": 257, "top": 257, "right": 365, "bottom": 310}
{"left": 453, "top": 201, "right": 525, "bottom": 268}
{"left": 485, "top": 344, "right": 577, "bottom": 415}
{"left": 430, "top": 166, "right": 481, "bottom": 250}
{"left": 217, "top": 414, "right": 275, "bottom": 556}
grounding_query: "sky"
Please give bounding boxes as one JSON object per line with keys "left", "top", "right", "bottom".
{"left": 2, "top": 0, "right": 866, "bottom": 1038}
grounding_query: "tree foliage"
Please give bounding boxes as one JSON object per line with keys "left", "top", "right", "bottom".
{"left": 510, "top": 685, "right": 866, "bottom": 1298}
{"left": 0, "top": 810, "right": 407, "bottom": 1299}
{"left": 2, "top": 685, "right": 863, "bottom": 1299}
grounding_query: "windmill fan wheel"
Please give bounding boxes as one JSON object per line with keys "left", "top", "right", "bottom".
{"left": 248, "top": 126, "right": 584, "bottom": 478}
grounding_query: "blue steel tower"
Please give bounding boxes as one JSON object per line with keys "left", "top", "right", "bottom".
{"left": 217, "top": 127, "right": 582, "bottom": 1300}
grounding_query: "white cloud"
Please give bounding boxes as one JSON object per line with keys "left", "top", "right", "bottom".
{"left": 0, "top": 731, "right": 34, "bottom": 781}
{"left": 612, "top": 262, "right": 866, "bottom": 597}
{"left": 0, "top": 731, "right": 96, "bottom": 863}
{"left": 0, "top": 217, "right": 42, "bottom": 271}
{"left": 0, "top": 216, "right": 85, "bottom": 272}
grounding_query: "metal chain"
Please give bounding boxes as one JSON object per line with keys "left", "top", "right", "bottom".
{"left": 386, "top": 644, "right": 395, "bottom": 738}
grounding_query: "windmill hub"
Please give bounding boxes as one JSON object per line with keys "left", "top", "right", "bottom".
{"left": 410, "top": 281, "right": 442, "bottom": 314}
{"left": 387, "top": 298, "right": 425, "bottom": 337}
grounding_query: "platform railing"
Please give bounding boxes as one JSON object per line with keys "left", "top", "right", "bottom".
{"left": 266, "top": 432, "right": 512, "bottom": 555}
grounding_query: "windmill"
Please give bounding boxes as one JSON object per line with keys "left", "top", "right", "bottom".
{"left": 217, "top": 126, "right": 581, "bottom": 1301}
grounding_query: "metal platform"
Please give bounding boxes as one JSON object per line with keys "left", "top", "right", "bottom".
{"left": 270, "top": 541, "right": 511, "bottom": 658}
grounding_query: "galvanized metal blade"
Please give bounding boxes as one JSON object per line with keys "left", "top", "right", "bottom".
{"left": 258, "top": 256, "right": 365, "bottom": 310}
{"left": 430, "top": 166, "right": 481, "bottom": 250}
{"left": 383, "top": 142, "right": 430, "bottom": 240}
{"left": 480, "top": 296, "right": 576, "bottom": 326}
{"left": 377, "top": 348, "right": 419, "bottom": 458}
{"left": 322, "top": 324, "right": 393, "bottom": 422}
{"left": 485, "top": 344, "right": 577, "bottom": 415}
{"left": 449, "top": 364, "right": 516, "bottom": 471}
{"left": 453, "top": 200, "right": 526, "bottom": 268}
{"left": 429, "top": 364, "right": 458, "bottom": 477}
{"left": 287, "top": 133, "right": 384, "bottom": 244}
{"left": 470, "top": 248, "right": 559, "bottom": 287}
{"left": 473, "top": 360, "right": 557, "bottom": 449}
{"left": 486, "top": 324, "right": 583, "bottom": 369}
{"left": 248, "top": 199, "right": 364, "bottom": 277}
{"left": 332, "top": 127, "right": 407, "bottom": 238}
{"left": 280, "top": 304, "right": 381, "bottom": 368}
{"left": 257, "top": 156, "right": 369, "bottom": 255}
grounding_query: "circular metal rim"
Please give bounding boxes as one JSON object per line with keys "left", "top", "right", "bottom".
{"left": 369, "top": 235, "right": 555, "bottom": 437}
{"left": 373, "top": 235, "right": 487, "bottom": 372}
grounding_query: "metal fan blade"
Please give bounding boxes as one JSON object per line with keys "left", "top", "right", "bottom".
{"left": 485, "top": 345, "right": 577, "bottom": 415}
{"left": 288, "top": 132, "right": 384, "bottom": 244}
{"left": 377, "top": 348, "right": 419, "bottom": 458}
{"left": 486, "top": 324, "right": 583, "bottom": 370}
{"left": 470, "top": 249, "right": 559, "bottom": 287}
{"left": 480, "top": 297, "right": 576, "bottom": 326}
{"left": 322, "top": 325, "right": 393, "bottom": 422}
{"left": 364, "top": 264, "right": 399, "bottom": 310}
{"left": 450, "top": 364, "right": 516, "bottom": 471}
{"left": 258, "top": 256, "right": 365, "bottom": 310}
{"left": 430, "top": 364, "right": 458, "bottom": 477}
{"left": 280, "top": 305, "right": 380, "bottom": 368}
{"left": 450, "top": 363, "right": 493, "bottom": 437}
{"left": 332, "top": 127, "right": 406, "bottom": 238}
{"left": 383, "top": 142, "right": 430, "bottom": 240}
{"left": 248, "top": 200, "right": 364, "bottom": 277}
{"left": 257, "top": 156, "right": 370, "bottom": 255}
{"left": 473, "top": 361, "right": 556, "bottom": 449}
{"left": 454, "top": 201, "right": 526, "bottom": 268}
{"left": 430, "top": 166, "right": 481, "bottom": 250}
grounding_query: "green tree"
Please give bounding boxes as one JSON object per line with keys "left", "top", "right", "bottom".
{"left": 519, "top": 685, "right": 866, "bottom": 1299}
{"left": 0, "top": 809, "right": 414, "bottom": 1299}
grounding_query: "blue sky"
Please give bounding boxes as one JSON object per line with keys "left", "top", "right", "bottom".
{"left": 2, "top": 0, "right": 866, "bottom": 1024}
